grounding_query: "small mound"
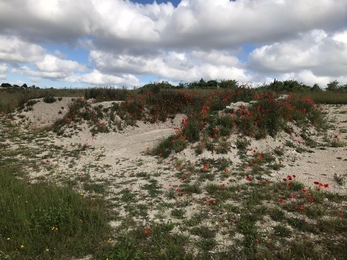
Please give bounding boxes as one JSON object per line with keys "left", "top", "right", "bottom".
{"left": 18, "top": 97, "right": 77, "bottom": 126}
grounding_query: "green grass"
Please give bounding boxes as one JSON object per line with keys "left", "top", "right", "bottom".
{"left": 308, "top": 91, "right": 347, "bottom": 104}
{"left": 0, "top": 167, "right": 111, "bottom": 260}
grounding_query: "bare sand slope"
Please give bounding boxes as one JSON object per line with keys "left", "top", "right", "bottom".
{"left": 14, "top": 98, "right": 347, "bottom": 195}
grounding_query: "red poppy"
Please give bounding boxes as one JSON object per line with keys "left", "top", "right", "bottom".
{"left": 314, "top": 181, "right": 319, "bottom": 185}
{"left": 144, "top": 229, "right": 150, "bottom": 234}
{"left": 293, "top": 175, "right": 296, "bottom": 178}
{"left": 302, "top": 189, "right": 307, "bottom": 193}
{"left": 300, "top": 205, "right": 305, "bottom": 210}
{"left": 283, "top": 178, "right": 287, "bottom": 182}
{"left": 205, "top": 200, "right": 210, "bottom": 205}
{"left": 340, "top": 211, "right": 344, "bottom": 217}
{"left": 221, "top": 183, "right": 226, "bottom": 187}
{"left": 324, "top": 184, "right": 329, "bottom": 188}
{"left": 279, "top": 199, "right": 284, "bottom": 203}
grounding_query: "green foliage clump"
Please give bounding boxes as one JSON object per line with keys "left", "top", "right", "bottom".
{"left": 0, "top": 167, "right": 111, "bottom": 259}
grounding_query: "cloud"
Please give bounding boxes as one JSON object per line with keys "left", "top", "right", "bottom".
{"left": 0, "top": 0, "right": 347, "bottom": 87}
{"left": 248, "top": 29, "right": 347, "bottom": 79}
{"left": 11, "top": 65, "right": 70, "bottom": 81}
{"left": 191, "top": 50, "right": 241, "bottom": 67}
{"left": 36, "top": 55, "right": 87, "bottom": 73}
{"left": 89, "top": 48, "right": 250, "bottom": 82}
{"left": 0, "top": 63, "right": 7, "bottom": 80}
{"left": 0, "top": 0, "right": 96, "bottom": 44}
{"left": 65, "top": 69, "right": 141, "bottom": 87}
{"left": 2, "top": 35, "right": 89, "bottom": 82}
{"left": 0, "top": 35, "right": 45, "bottom": 63}
{"left": 1, "top": 0, "right": 346, "bottom": 49}
{"left": 160, "top": 0, "right": 347, "bottom": 49}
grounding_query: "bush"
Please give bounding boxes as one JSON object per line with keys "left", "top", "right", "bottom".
{"left": 43, "top": 96, "right": 57, "bottom": 103}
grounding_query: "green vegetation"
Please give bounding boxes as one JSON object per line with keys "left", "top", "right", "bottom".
{"left": 0, "top": 167, "right": 111, "bottom": 260}
{"left": 0, "top": 79, "right": 346, "bottom": 259}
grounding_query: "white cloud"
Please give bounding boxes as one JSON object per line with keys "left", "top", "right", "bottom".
{"left": 65, "top": 69, "right": 141, "bottom": 87}
{"left": 2, "top": 36, "right": 89, "bottom": 82}
{"left": 11, "top": 65, "right": 70, "bottom": 80}
{"left": 278, "top": 71, "right": 329, "bottom": 86}
{"left": 36, "top": 55, "right": 87, "bottom": 73}
{"left": 0, "top": 35, "right": 45, "bottom": 63}
{"left": 0, "top": 63, "right": 7, "bottom": 80}
{"left": 0, "top": 0, "right": 95, "bottom": 43}
{"left": 91, "top": 0, "right": 161, "bottom": 42}
{"left": 0, "top": 0, "right": 346, "bottom": 87}
{"left": 333, "top": 31, "right": 347, "bottom": 43}
{"left": 160, "top": 0, "right": 347, "bottom": 49}
{"left": 191, "top": 50, "right": 241, "bottom": 67}
{"left": 1, "top": 0, "right": 345, "bottom": 48}
{"left": 248, "top": 29, "right": 347, "bottom": 79}
{"left": 89, "top": 49, "right": 250, "bottom": 82}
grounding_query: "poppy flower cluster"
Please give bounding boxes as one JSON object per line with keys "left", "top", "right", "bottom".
{"left": 205, "top": 199, "right": 216, "bottom": 205}
{"left": 313, "top": 181, "right": 329, "bottom": 188}
{"left": 246, "top": 175, "right": 252, "bottom": 182}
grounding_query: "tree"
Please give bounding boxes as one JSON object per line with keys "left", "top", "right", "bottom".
{"left": 268, "top": 79, "right": 284, "bottom": 91}
{"left": 140, "top": 81, "right": 174, "bottom": 93}
{"left": 219, "top": 79, "right": 238, "bottom": 89}
{"left": 326, "top": 80, "right": 339, "bottom": 91}
{"left": 177, "top": 82, "right": 187, "bottom": 89}
{"left": 1, "top": 83, "right": 12, "bottom": 88}
{"left": 311, "top": 83, "right": 322, "bottom": 92}
{"left": 206, "top": 80, "right": 218, "bottom": 89}
{"left": 198, "top": 78, "right": 207, "bottom": 88}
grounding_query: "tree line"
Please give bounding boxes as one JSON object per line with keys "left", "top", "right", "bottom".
{"left": 2, "top": 79, "right": 347, "bottom": 92}
{"left": 139, "top": 79, "right": 347, "bottom": 92}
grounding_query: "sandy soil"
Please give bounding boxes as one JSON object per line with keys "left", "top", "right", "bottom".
{"left": 12, "top": 97, "right": 347, "bottom": 196}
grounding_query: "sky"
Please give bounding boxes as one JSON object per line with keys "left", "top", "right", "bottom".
{"left": 0, "top": 0, "right": 346, "bottom": 89}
